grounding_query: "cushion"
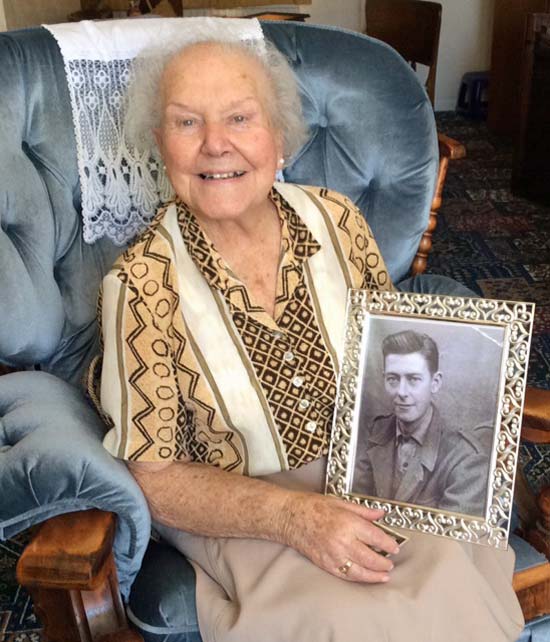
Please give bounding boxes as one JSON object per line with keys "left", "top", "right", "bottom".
{"left": 127, "top": 539, "right": 201, "bottom": 642}
{"left": 0, "top": 371, "right": 149, "bottom": 597}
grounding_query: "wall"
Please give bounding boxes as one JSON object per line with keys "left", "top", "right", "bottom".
{"left": 307, "top": 0, "right": 364, "bottom": 31}
{"left": 183, "top": 0, "right": 364, "bottom": 31}
{"left": 0, "top": 0, "right": 6, "bottom": 31}
{"left": 1, "top": 0, "right": 80, "bottom": 30}
{"left": 0, "top": 0, "right": 364, "bottom": 31}
{"left": 302, "top": 0, "right": 495, "bottom": 111}
{"left": 435, "top": 0, "right": 494, "bottom": 110}
{"left": 0, "top": 0, "right": 494, "bottom": 111}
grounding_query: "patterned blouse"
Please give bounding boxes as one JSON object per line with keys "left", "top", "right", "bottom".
{"left": 90, "top": 183, "right": 392, "bottom": 476}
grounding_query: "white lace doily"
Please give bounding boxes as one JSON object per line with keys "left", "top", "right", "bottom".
{"left": 45, "top": 18, "right": 265, "bottom": 245}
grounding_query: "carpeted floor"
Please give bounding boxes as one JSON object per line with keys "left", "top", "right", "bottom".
{"left": 428, "top": 113, "right": 550, "bottom": 395}
{"left": 0, "top": 533, "right": 41, "bottom": 641}
{"left": 2, "top": 112, "right": 550, "bottom": 639}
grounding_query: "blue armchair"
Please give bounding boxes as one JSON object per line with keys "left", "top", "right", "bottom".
{"left": 0, "top": 19, "right": 547, "bottom": 641}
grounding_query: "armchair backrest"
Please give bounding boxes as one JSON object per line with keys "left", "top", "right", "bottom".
{"left": 0, "top": 21, "right": 437, "bottom": 385}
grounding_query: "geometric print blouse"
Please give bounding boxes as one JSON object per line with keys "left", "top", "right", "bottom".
{"left": 91, "top": 183, "right": 392, "bottom": 476}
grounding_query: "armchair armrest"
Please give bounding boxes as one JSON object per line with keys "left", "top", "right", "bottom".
{"left": 410, "top": 133, "right": 466, "bottom": 275}
{"left": 437, "top": 133, "right": 467, "bottom": 161}
{"left": 18, "top": 509, "right": 116, "bottom": 591}
{"left": 518, "top": 386, "right": 550, "bottom": 562}
{"left": 0, "top": 371, "right": 151, "bottom": 597}
{"left": 522, "top": 387, "right": 550, "bottom": 443}
{"left": 17, "top": 509, "right": 143, "bottom": 642}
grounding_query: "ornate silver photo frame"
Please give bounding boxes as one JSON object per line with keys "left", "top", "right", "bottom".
{"left": 326, "top": 289, "right": 535, "bottom": 549}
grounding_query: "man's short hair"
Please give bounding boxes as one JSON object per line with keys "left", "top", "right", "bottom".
{"left": 382, "top": 330, "right": 439, "bottom": 375}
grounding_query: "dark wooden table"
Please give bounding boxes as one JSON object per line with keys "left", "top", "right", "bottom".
{"left": 243, "top": 11, "right": 309, "bottom": 21}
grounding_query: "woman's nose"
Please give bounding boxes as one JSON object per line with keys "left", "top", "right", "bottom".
{"left": 201, "top": 122, "right": 231, "bottom": 156}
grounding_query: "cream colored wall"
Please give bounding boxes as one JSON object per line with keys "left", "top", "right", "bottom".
{"left": 435, "top": 0, "right": 494, "bottom": 110}
{"left": 306, "top": 0, "right": 364, "bottom": 31}
{"left": 184, "top": 0, "right": 364, "bottom": 30}
{"left": 0, "top": 0, "right": 493, "bottom": 110}
{"left": 359, "top": 0, "right": 494, "bottom": 111}
{"left": 0, "top": 0, "right": 7, "bottom": 31}
{"left": 306, "top": 0, "right": 495, "bottom": 111}
{"left": 1, "top": 0, "right": 80, "bottom": 30}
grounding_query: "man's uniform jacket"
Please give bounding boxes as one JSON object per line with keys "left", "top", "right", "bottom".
{"left": 351, "top": 406, "right": 490, "bottom": 517}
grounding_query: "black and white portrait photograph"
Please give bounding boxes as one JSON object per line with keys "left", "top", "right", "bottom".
{"left": 350, "top": 315, "right": 506, "bottom": 519}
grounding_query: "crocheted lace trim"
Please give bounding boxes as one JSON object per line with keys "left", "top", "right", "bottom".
{"left": 45, "top": 18, "right": 264, "bottom": 245}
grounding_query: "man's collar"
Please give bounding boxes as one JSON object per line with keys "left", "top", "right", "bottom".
{"left": 395, "top": 404, "right": 434, "bottom": 447}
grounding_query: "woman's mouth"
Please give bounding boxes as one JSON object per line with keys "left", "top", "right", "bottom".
{"left": 199, "top": 171, "right": 246, "bottom": 180}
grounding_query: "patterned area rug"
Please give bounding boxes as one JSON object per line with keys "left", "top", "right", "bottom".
{"left": 2, "top": 111, "right": 550, "bottom": 639}
{"left": 427, "top": 113, "right": 550, "bottom": 498}
{"left": 0, "top": 534, "right": 41, "bottom": 641}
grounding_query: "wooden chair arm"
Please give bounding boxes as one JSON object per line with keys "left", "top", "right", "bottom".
{"left": 438, "top": 133, "right": 466, "bottom": 161}
{"left": 17, "top": 509, "right": 142, "bottom": 642}
{"left": 522, "top": 387, "right": 550, "bottom": 443}
{"left": 518, "top": 387, "right": 550, "bottom": 561}
{"left": 410, "top": 133, "right": 466, "bottom": 275}
{"left": 17, "top": 509, "right": 116, "bottom": 590}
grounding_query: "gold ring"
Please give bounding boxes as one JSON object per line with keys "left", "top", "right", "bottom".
{"left": 338, "top": 559, "right": 353, "bottom": 575}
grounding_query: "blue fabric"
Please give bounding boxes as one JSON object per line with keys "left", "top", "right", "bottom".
{"left": 0, "top": 22, "right": 439, "bottom": 595}
{"left": 0, "top": 28, "right": 120, "bottom": 383}
{"left": 0, "top": 371, "right": 150, "bottom": 598}
{"left": 127, "top": 540, "right": 201, "bottom": 642}
{"left": 0, "top": 23, "right": 437, "bottom": 384}
{"left": 511, "top": 533, "right": 549, "bottom": 573}
{"left": 264, "top": 22, "right": 438, "bottom": 284}
{"left": 397, "top": 273, "right": 477, "bottom": 298}
{"left": 517, "top": 615, "right": 550, "bottom": 642}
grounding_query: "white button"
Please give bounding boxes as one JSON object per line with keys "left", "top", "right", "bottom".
{"left": 305, "top": 421, "right": 317, "bottom": 433}
{"left": 284, "top": 351, "right": 295, "bottom": 362}
{"left": 272, "top": 330, "right": 284, "bottom": 340}
{"left": 292, "top": 376, "right": 304, "bottom": 388}
{"left": 299, "top": 399, "right": 310, "bottom": 410}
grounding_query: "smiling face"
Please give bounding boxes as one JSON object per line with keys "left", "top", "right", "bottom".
{"left": 383, "top": 352, "right": 442, "bottom": 426}
{"left": 154, "top": 42, "right": 283, "bottom": 225}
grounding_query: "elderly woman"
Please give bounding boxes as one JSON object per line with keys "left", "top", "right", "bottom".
{"left": 94, "top": 38, "right": 524, "bottom": 641}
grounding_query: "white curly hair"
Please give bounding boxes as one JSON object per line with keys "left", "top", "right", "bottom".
{"left": 124, "top": 37, "right": 309, "bottom": 165}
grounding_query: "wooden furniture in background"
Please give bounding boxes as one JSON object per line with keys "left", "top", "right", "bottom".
{"left": 364, "top": 0, "right": 464, "bottom": 274}
{"left": 244, "top": 11, "right": 309, "bottom": 21}
{"left": 365, "top": 0, "right": 442, "bottom": 106}
{"left": 488, "top": 0, "right": 550, "bottom": 137}
{"left": 512, "top": 12, "right": 550, "bottom": 204}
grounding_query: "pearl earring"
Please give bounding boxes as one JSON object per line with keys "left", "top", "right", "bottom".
{"left": 279, "top": 157, "right": 285, "bottom": 166}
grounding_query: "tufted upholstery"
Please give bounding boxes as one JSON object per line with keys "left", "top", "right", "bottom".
{"left": 0, "top": 23, "right": 437, "bottom": 385}
{"left": 263, "top": 23, "right": 438, "bottom": 283}
{"left": 1, "top": 18, "right": 516, "bottom": 640}
{"left": 0, "top": 28, "right": 120, "bottom": 382}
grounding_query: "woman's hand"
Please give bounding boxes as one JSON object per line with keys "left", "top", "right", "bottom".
{"left": 279, "top": 492, "right": 399, "bottom": 583}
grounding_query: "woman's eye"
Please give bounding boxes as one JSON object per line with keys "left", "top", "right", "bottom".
{"left": 232, "top": 114, "right": 247, "bottom": 124}
{"left": 177, "top": 118, "right": 195, "bottom": 127}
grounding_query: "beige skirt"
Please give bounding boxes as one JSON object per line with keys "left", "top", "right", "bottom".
{"left": 155, "top": 458, "right": 525, "bottom": 642}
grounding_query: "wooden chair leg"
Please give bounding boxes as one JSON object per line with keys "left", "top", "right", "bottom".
{"left": 411, "top": 133, "right": 466, "bottom": 275}
{"left": 16, "top": 510, "right": 142, "bottom": 642}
